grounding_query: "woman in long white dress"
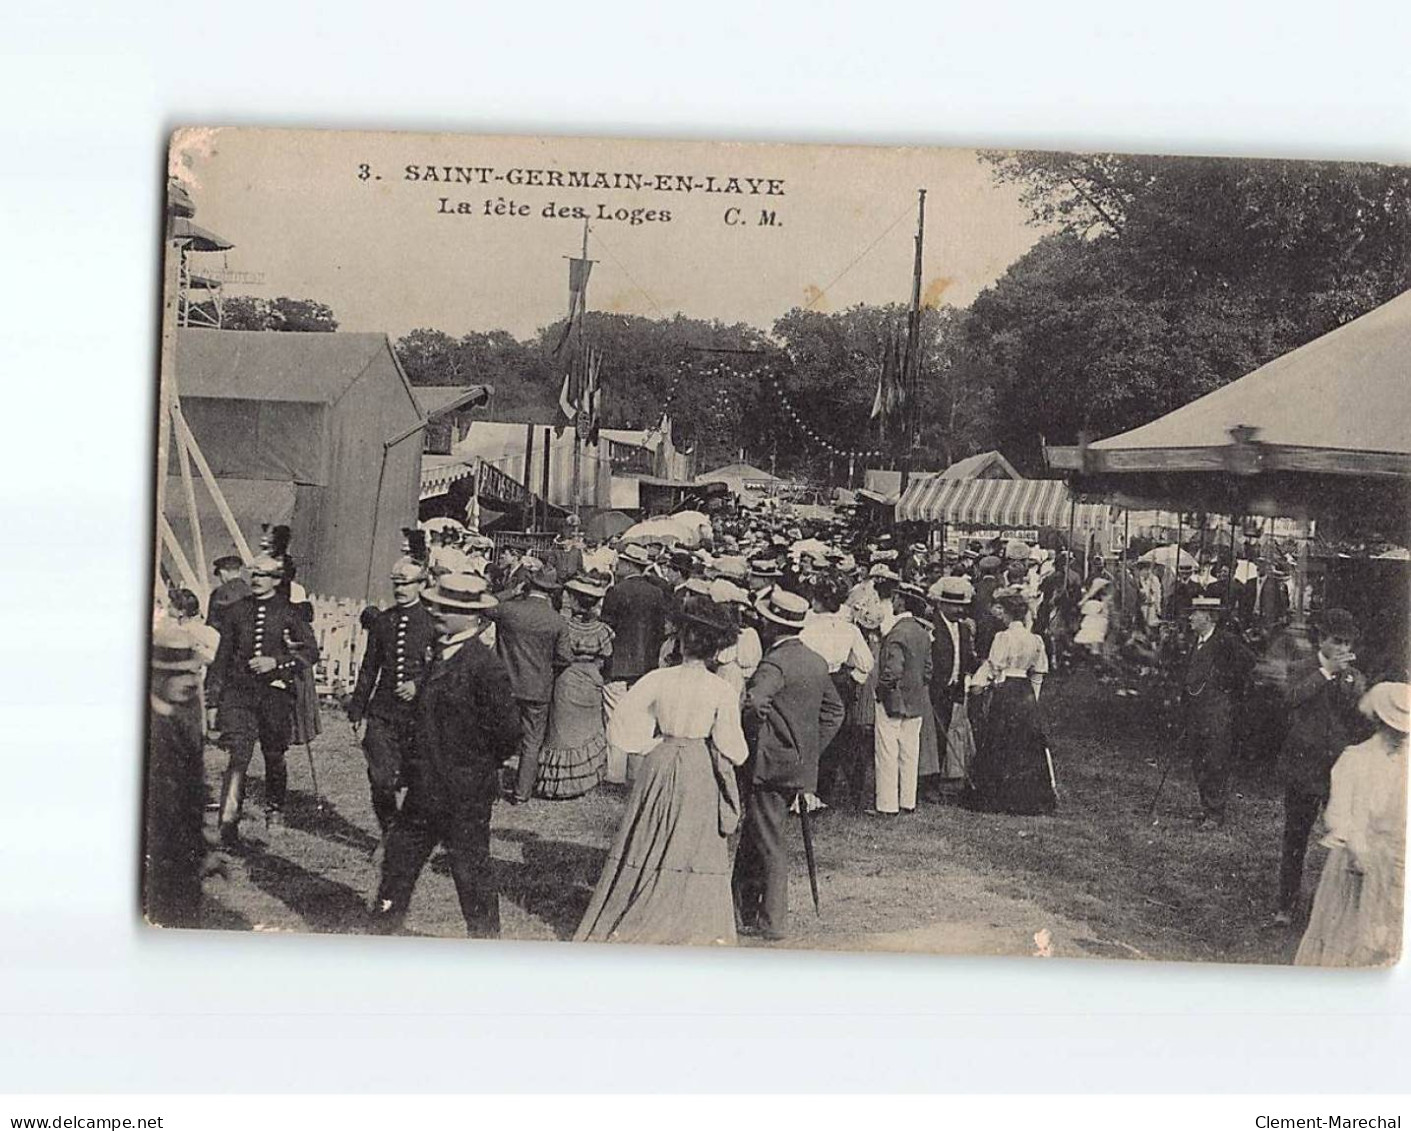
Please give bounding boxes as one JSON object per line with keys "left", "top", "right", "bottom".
{"left": 575, "top": 597, "right": 749, "bottom": 946}
{"left": 1295, "top": 682, "right": 1408, "bottom": 968}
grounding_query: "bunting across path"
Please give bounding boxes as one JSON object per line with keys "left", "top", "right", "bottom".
{"left": 895, "top": 476, "right": 1109, "bottom": 531}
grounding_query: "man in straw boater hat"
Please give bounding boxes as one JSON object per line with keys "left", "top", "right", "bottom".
{"left": 144, "top": 623, "right": 207, "bottom": 927}
{"left": 873, "top": 580, "right": 934, "bottom": 815}
{"left": 1179, "top": 594, "right": 1256, "bottom": 830}
{"left": 733, "top": 587, "right": 844, "bottom": 941}
{"left": 924, "top": 575, "right": 979, "bottom": 802}
{"left": 372, "top": 572, "right": 520, "bottom": 938}
{"left": 206, "top": 552, "right": 319, "bottom": 847}
{"left": 491, "top": 564, "right": 570, "bottom": 805}
{"left": 345, "top": 550, "right": 438, "bottom": 838}
{"left": 601, "top": 541, "right": 670, "bottom": 690}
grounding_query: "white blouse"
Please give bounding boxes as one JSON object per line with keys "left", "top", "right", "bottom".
{"left": 606, "top": 661, "right": 750, "bottom": 766}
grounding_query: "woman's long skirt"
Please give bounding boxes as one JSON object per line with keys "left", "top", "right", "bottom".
{"left": 964, "top": 679, "right": 1057, "bottom": 816}
{"left": 575, "top": 736, "right": 736, "bottom": 946}
{"left": 535, "top": 662, "right": 608, "bottom": 800}
{"left": 1294, "top": 846, "right": 1404, "bottom": 967}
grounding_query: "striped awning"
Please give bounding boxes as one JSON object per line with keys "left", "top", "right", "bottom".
{"left": 895, "top": 477, "right": 1109, "bottom": 530}
{"left": 420, "top": 457, "right": 476, "bottom": 501}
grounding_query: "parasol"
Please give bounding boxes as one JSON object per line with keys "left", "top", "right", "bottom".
{"left": 1138, "top": 545, "right": 1198, "bottom": 570}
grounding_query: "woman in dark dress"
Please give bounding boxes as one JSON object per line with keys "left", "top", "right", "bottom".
{"left": 965, "top": 591, "right": 1057, "bottom": 815}
{"left": 535, "top": 571, "right": 615, "bottom": 800}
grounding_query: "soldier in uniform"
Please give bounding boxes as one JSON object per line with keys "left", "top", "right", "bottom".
{"left": 346, "top": 555, "right": 437, "bottom": 836}
{"left": 372, "top": 572, "right": 521, "bottom": 938}
{"left": 1180, "top": 595, "right": 1256, "bottom": 829}
{"left": 206, "top": 552, "right": 319, "bottom": 846}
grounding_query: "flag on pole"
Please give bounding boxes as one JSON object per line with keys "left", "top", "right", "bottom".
{"left": 559, "top": 347, "right": 604, "bottom": 442}
{"left": 870, "top": 327, "right": 904, "bottom": 420}
{"left": 552, "top": 257, "right": 594, "bottom": 357}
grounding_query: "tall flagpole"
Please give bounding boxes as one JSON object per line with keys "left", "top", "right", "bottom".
{"left": 899, "top": 187, "right": 926, "bottom": 493}
{"left": 572, "top": 219, "right": 589, "bottom": 522}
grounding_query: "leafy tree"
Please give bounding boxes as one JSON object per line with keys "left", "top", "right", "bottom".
{"left": 197, "top": 294, "right": 338, "bottom": 332}
{"left": 968, "top": 152, "right": 1411, "bottom": 470}
{"left": 767, "top": 302, "right": 981, "bottom": 477}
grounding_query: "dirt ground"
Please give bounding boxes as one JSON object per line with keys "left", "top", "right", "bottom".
{"left": 192, "top": 672, "right": 1311, "bottom": 964}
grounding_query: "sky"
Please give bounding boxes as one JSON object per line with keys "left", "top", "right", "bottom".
{"left": 173, "top": 127, "right": 1044, "bottom": 341}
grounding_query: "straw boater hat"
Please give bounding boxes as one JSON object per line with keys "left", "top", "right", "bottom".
{"left": 755, "top": 587, "right": 810, "bottom": 629}
{"left": 868, "top": 563, "right": 900, "bottom": 582}
{"left": 151, "top": 623, "right": 201, "bottom": 672}
{"left": 1360, "top": 682, "right": 1410, "bottom": 733}
{"left": 564, "top": 570, "right": 612, "bottom": 600}
{"left": 1190, "top": 595, "right": 1222, "bottom": 611}
{"left": 928, "top": 575, "right": 974, "bottom": 606}
{"left": 897, "top": 580, "right": 931, "bottom": 608}
{"left": 422, "top": 571, "right": 498, "bottom": 612}
{"left": 749, "top": 557, "right": 784, "bottom": 579}
{"left": 618, "top": 543, "right": 652, "bottom": 567}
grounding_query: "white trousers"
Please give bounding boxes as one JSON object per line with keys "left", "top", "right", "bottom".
{"left": 874, "top": 710, "right": 922, "bottom": 813}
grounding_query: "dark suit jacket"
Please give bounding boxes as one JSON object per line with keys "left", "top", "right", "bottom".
{"left": 1238, "top": 575, "right": 1290, "bottom": 626}
{"left": 346, "top": 601, "right": 437, "bottom": 723}
{"left": 744, "top": 636, "right": 845, "bottom": 793}
{"left": 1183, "top": 627, "right": 1255, "bottom": 704}
{"left": 206, "top": 594, "right": 318, "bottom": 707}
{"left": 490, "top": 593, "right": 568, "bottom": 702}
{"left": 409, "top": 630, "right": 521, "bottom": 810}
{"left": 877, "top": 614, "right": 933, "bottom": 719}
{"left": 1277, "top": 659, "right": 1369, "bottom": 795}
{"left": 929, "top": 612, "right": 977, "bottom": 705}
{"left": 600, "top": 573, "right": 669, "bottom": 683}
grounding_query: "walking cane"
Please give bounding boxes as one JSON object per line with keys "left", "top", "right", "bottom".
{"left": 798, "top": 796, "right": 821, "bottom": 916}
{"left": 1145, "top": 727, "right": 1186, "bottom": 817}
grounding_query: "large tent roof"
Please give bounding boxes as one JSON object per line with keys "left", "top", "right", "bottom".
{"left": 1090, "top": 289, "right": 1411, "bottom": 458}
{"left": 175, "top": 329, "right": 406, "bottom": 404}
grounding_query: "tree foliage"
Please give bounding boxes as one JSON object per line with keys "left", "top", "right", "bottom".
{"left": 767, "top": 303, "right": 983, "bottom": 476}
{"left": 209, "top": 295, "right": 339, "bottom": 332}
{"left": 967, "top": 153, "right": 1411, "bottom": 470}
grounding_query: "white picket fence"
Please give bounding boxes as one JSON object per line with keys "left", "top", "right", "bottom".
{"left": 310, "top": 594, "right": 370, "bottom": 700}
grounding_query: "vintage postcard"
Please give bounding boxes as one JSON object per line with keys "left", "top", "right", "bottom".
{"left": 147, "top": 126, "right": 1409, "bottom": 964}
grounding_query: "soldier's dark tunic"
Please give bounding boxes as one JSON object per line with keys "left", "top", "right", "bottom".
{"left": 206, "top": 593, "right": 319, "bottom": 826}
{"left": 374, "top": 626, "right": 521, "bottom": 937}
{"left": 346, "top": 601, "right": 437, "bottom": 833}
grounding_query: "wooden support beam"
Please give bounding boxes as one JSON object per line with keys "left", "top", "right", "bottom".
{"left": 171, "top": 403, "right": 254, "bottom": 563}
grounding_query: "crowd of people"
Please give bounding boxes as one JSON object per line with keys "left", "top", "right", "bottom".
{"left": 145, "top": 505, "right": 1407, "bottom": 965}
